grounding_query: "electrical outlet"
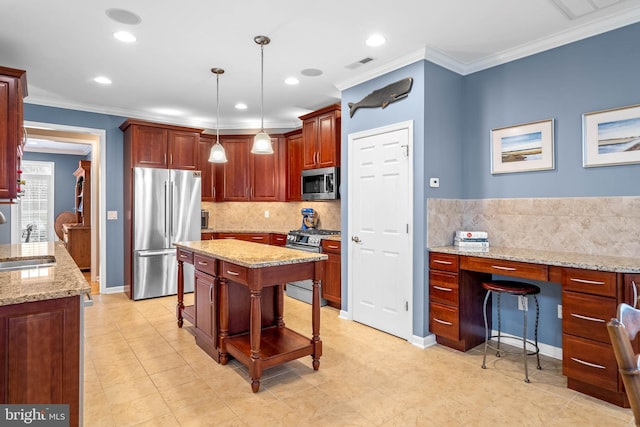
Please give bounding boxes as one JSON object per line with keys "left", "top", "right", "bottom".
{"left": 558, "top": 304, "right": 562, "bottom": 319}
{"left": 517, "top": 295, "right": 528, "bottom": 311}
{"left": 264, "top": 210, "right": 270, "bottom": 218}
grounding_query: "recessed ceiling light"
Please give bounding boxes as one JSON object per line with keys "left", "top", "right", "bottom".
{"left": 235, "top": 103, "right": 247, "bottom": 110}
{"left": 113, "top": 31, "right": 136, "bottom": 43}
{"left": 93, "top": 76, "right": 112, "bottom": 85}
{"left": 301, "top": 68, "right": 323, "bottom": 77}
{"left": 285, "top": 77, "right": 299, "bottom": 85}
{"left": 105, "top": 8, "right": 142, "bottom": 25}
{"left": 366, "top": 34, "right": 386, "bottom": 47}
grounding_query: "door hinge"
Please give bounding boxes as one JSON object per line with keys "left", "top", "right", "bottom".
{"left": 406, "top": 224, "right": 409, "bottom": 233}
{"left": 401, "top": 144, "right": 409, "bottom": 157}
{"left": 405, "top": 301, "right": 409, "bottom": 311}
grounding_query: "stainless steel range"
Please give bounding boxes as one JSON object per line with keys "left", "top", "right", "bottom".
{"left": 285, "top": 228, "right": 340, "bottom": 305}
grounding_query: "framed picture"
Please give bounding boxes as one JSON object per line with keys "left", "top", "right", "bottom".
{"left": 583, "top": 104, "right": 640, "bottom": 167}
{"left": 491, "top": 119, "right": 554, "bottom": 174}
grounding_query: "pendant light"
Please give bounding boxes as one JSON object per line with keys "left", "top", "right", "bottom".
{"left": 208, "top": 67, "right": 228, "bottom": 163}
{"left": 251, "top": 35, "right": 273, "bottom": 154}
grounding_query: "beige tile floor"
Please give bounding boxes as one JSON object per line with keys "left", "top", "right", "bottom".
{"left": 84, "top": 292, "right": 636, "bottom": 426}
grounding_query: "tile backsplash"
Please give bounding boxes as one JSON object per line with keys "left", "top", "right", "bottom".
{"left": 201, "top": 201, "right": 341, "bottom": 232}
{"left": 427, "top": 197, "right": 640, "bottom": 258}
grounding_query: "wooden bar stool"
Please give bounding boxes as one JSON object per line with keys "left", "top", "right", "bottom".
{"left": 481, "top": 279, "right": 541, "bottom": 382}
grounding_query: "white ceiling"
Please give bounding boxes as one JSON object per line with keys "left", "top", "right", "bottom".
{"left": 3, "top": 0, "right": 640, "bottom": 134}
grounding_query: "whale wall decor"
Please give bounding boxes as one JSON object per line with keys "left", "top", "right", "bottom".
{"left": 348, "top": 77, "right": 413, "bottom": 118}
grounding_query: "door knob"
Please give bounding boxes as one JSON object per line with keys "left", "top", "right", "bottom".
{"left": 351, "top": 236, "right": 361, "bottom": 243}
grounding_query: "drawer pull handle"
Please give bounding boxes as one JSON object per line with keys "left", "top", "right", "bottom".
{"left": 433, "top": 318, "right": 453, "bottom": 326}
{"left": 180, "top": 254, "right": 188, "bottom": 258}
{"left": 198, "top": 261, "right": 208, "bottom": 266}
{"left": 491, "top": 265, "right": 516, "bottom": 271}
{"left": 433, "top": 260, "right": 452, "bottom": 265}
{"left": 252, "top": 237, "right": 264, "bottom": 240}
{"left": 570, "top": 313, "right": 605, "bottom": 323}
{"left": 227, "top": 270, "right": 240, "bottom": 276}
{"left": 633, "top": 280, "right": 638, "bottom": 309}
{"left": 570, "top": 357, "right": 606, "bottom": 370}
{"left": 569, "top": 278, "right": 605, "bottom": 285}
{"left": 327, "top": 245, "right": 339, "bottom": 249}
{"left": 433, "top": 285, "right": 453, "bottom": 292}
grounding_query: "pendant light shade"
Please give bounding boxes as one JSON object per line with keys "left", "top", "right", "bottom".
{"left": 208, "top": 67, "right": 228, "bottom": 163}
{"left": 251, "top": 35, "right": 273, "bottom": 155}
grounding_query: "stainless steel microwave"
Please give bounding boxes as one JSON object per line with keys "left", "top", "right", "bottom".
{"left": 301, "top": 167, "right": 339, "bottom": 200}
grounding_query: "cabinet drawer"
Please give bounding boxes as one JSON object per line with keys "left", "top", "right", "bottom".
{"left": 562, "top": 291, "right": 616, "bottom": 343}
{"left": 177, "top": 248, "right": 193, "bottom": 264}
{"left": 270, "top": 233, "right": 287, "bottom": 246}
{"left": 429, "top": 252, "right": 459, "bottom": 273}
{"left": 460, "top": 256, "right": 548, "bottom": 281}
{"left": 429, "top": 271, "right": 459, "bottom": 306}
{"left": 321, "top": 239, "right": 341, "bottom": 253}
{"left": 563, "top": 334, "right": 618, "bottom": 392}
{"left": 194, "top": 254, "right": 216, "bottom": 276}
{"left": 429, "top": 303, "right": 459, "bottom": 341}
{"left": 562, "top": 268, "right": 617, "bottom": 298}
{"left": 221, "top": 261, "right": 248, "bottom": 285}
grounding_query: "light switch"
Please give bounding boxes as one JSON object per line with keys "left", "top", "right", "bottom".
{"left": 107, "top": 211, "right": 118, "bottom": 220}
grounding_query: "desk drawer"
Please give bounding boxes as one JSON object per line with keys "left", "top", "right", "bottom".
{"left": 429, "top": 271, "right": 459, "bottom": 305}
{"left": 221, "top": 261, "right": 248, "bottom": 285}
{"left": 460, "top": 256, "right": 548, "bottom": 281}
{"left": 194, "top": 254, "right": 216, "bottom": 276}
{"left": 562, "top": 291, "right": 616, "bottom": 343}
{"left": 562, "top": 268, "right": 617, "bottom": 298}
{"left": 429, "top": 252, "right": 459, "bottom": 273}
{"left": 563, "top": 334, "right": 618, "bottom": 392}
{"left": 429, "top": 302, "right": 459, "bottom": 341}
{"left": 177, "top": 248, "right": 194, "bottom": 264}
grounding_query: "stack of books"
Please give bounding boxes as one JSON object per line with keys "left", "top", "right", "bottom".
{"left": 453, "top": 230, "right": 489, "bottom": 252}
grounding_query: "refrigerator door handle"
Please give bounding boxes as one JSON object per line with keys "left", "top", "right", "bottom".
{"left": 164, "top": 181, "right": 169, "bottom": 238}
{"left": 137, "top": 249, "right": 176, "bottom": 257}
{"left": 170, "top": 181, "right": 175, "bottom": 238}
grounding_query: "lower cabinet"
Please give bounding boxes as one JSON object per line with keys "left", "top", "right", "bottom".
{"left": 0, "top": 296, "right": 81, "bottom": 427}
{"left": 321, "top": 239, "right": 341, "bottom": 308}
{"left": 194, "top": 254, "right": 218, "bottom": 361}
{"left": 63, "top": 224, "right": 91, "bottom": 270}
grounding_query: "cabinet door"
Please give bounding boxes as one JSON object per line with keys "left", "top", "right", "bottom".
{"left": 302, "top": 117, "right": 318, "bottom": 169}
{"left": 286, "top": 131, "right": 303, "bottom": 201}
{"left": 198, "top": 136, "right": 217, "bottom": 201}
{"left": 221, "top": 139, "right": 250, "bottom": 201}
{"left": 195, "top": 271, "right": 215, "bottom": 340}
{"left": 168, "top": 130, "right": 199, "bottom": 170}
{"left": 251, "top": 137, "right": 281, "bottom": 201}
{"left": 131, "top": 125, "right": 168, "bottom": 168}
{"left": 323, "top": 251, "right": 341, "bottom": 304}
{"left": 316, "top": 111, "right": 340, "bottom": 168}
{"left": 0, "top": 74, "right": 22, "bottom": 200}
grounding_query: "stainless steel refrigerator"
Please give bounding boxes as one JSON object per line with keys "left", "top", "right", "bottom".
{"left": 133, "top": 167, "right": 201, "bottom": 300}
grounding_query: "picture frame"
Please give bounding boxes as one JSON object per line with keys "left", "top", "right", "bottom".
{"left": 583, "top": 104, "right": 640, "bottom": 167}
{"left": 491, "top": 119, "right": 554, "bottom": 174}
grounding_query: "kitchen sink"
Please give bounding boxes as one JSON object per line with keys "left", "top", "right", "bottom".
{"left": 0, "top": 256, "right": 56, "bottom": 272}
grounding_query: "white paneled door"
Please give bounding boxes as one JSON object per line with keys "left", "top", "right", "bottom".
{"left": 348, "top": 121, "right": 413, "bottom": 339}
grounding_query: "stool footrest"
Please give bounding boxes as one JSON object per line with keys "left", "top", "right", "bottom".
{"left": 485, "top": 336, "right": 540, "bottom": 357}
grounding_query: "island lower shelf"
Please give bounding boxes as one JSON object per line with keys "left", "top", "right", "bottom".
{"left": 224, "top": 326, "right": 317, "bottom": 369}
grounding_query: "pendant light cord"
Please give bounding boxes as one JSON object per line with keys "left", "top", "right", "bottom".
{"left": 216, "top": 72, "right": 220, "bottom": 142}
{"left": 260, "top": 43, "right": 264, "bottom": 132}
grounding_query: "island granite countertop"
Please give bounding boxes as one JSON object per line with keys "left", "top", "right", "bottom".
{"left": 174, "top": 239, "right": 327, "bottom": 268}
{"left": 429, "top": 246, "right": 640, "bottom": 273}
{"left": 0, "top": 241, "right": 91, "bottom": 306}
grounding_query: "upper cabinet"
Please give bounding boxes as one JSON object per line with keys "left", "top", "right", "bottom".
{"left": 120, "top": 119, "right": 202, "bottom": 170}
{"left": 300, "top": 104, "right": 341, "bottom": 170}
{"left": 0, "top": 66, "right": 27, "bottom": 201}
{"left": 220, "top": 135, "right": 284, "bottom": 202}
{"left": 198, "top": 135, "right": 221, "bottom": 202}
{"left": 285, "top": 129, "right": 303, "bottom": 201}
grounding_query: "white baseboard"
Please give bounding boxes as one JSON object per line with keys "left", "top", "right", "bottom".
{"left": 102, "top": 286, "right": 124, "bottom": 294}
{"left": 339, "top": 309, "right": 349, "bottom": 320}
{"left": 410, "top": 333, "right": 437, "bottom": 349}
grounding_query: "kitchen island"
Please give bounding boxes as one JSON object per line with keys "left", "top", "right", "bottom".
{"left": 174, "top": 239, "right": 327, "bottom": 392}
{"left": 0, "top": 241, "right": 91, "bottom": 427}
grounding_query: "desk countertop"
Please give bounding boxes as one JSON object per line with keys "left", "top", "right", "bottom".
{"left": 429, "top": 246, "right": 640, "bottom": 274}
{"left": 174, "top": 239, "right": 327, "bottom": 268}
{"left": 0, "top": 242, "right": 91, "bottom": 306}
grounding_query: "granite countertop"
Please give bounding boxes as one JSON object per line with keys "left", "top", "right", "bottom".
{"left": 200, "top": 229, "right": 290, "bottom": 235}
{"left": 323, "top": 235, "right": 342, "bottom": 242}
{"left": 429, "top": 246, "right": 640, "bottom": 273}
{"left": 174, "top": 239, "right": 327, "bottom": 268}
{"left": 0, "top": 242, "right": 91, "bottom": 306}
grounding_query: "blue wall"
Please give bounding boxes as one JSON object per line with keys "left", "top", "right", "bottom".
{"left": 22, "top": 152, "right": 86, "bottom": 220}
{"left": 24, "top": 104, "right": 125, "bottom": 288}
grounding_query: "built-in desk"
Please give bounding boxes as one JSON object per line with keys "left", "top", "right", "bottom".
{"left": 429, "top": 246, "right": 640, "bottom": 407}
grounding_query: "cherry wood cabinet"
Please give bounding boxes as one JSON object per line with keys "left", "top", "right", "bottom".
{"left": 0, "top": 66, "right": 27, "bottom": 201}
{"left": 194, "top": 254, "right": 219, "bottom": 361}
{"left": 285, "top": 129, "right": 303, "bottom": 201}
{"left": 270, "top": 233, "right": 287, "bottom": 247}
{"left": 216, "top": 232, "right": 270, "bottom": 245}
{"left": 120, "top": 119, "right": 202, "bottom": 170}
{"left": 321, "top": 239, "right": 341, "bottom": 308}
{"left": 219, "top": 135, "right": 284, "bottom": 201}
{"left": 299, "top": 104, "right": 341, "bottom": 170}
{"left": 201, "top": 232, "right": 215, "bottom": 240}
{"left": 198, "top": 135, "right": 220, "bottom": 202}
{"left": 63, "top": 224, "right": 91, "bottom": 270}
{"left": 0, "top": 296, "right": 81, "bottom": 427}
{"left": 74, "top": 160, "right": 91, "bottom": 226}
